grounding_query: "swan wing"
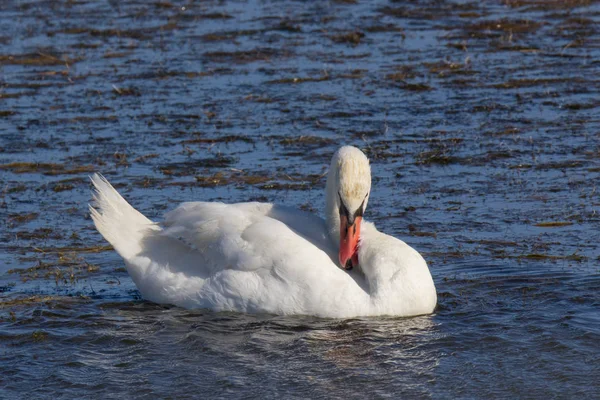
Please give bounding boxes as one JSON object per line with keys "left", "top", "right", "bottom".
{"left": 131, "top": 201, "right": 360, "bottom": 314}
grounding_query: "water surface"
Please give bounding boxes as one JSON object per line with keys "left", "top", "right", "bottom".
{"left": 1, "top": 0, "right": 599, "bottom": 398}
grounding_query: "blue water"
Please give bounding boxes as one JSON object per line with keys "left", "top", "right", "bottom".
{"left": 1, "top": 0, "right": 599, "bottom": 398}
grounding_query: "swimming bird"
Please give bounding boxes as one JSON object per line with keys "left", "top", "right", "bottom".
{"left": 90, "top": 146, "right": 436, "bottom": 318}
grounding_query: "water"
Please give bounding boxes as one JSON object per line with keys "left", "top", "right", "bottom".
{"left": 1, "top": 0, "right": 599, "bottom": 398}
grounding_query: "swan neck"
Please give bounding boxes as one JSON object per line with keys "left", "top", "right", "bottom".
{"left": 325, "top": 165, "right": 340, "bottom": 246}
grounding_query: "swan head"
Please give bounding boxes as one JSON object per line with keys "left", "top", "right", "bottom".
{"left": 326, "top": 146, "right": 371, "bottom": 270}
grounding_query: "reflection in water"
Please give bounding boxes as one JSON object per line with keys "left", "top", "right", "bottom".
{"left": 304, "top": 317, "right": 440, "bottom": 396}
{"left": 306, "top": 316, "right": 438, "bottom": 368}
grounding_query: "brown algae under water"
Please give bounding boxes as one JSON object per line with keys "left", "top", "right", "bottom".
{"left": 1, "top": 0, "right": 600, "bottom": 398}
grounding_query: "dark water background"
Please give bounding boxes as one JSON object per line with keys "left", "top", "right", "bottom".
{"left": 1, "top": 0, "right": 599, "bottom": 398}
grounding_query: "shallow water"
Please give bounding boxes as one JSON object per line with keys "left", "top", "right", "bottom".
{"left": 1, "top": 0, "right": 599, "bottom": 398}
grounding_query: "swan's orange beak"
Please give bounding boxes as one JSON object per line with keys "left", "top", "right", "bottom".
{"left": 339, "top": 215, "right": 361, "bottom": 270}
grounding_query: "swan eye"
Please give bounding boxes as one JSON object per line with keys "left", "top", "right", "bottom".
{"left": 354, "top": 193, "right": 368, "bottom": 218}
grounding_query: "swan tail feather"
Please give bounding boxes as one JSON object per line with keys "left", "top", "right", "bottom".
{"left": 89, "top": 173, "right": 157, "bottom": 260}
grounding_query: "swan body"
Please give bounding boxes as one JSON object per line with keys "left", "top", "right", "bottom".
{"left": 90, "top": 146, "right": 437, "bottom": 318}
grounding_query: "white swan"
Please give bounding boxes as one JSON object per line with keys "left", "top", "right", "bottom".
{"left": 90, "top": 146, "right": 437, "bottom": 318}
